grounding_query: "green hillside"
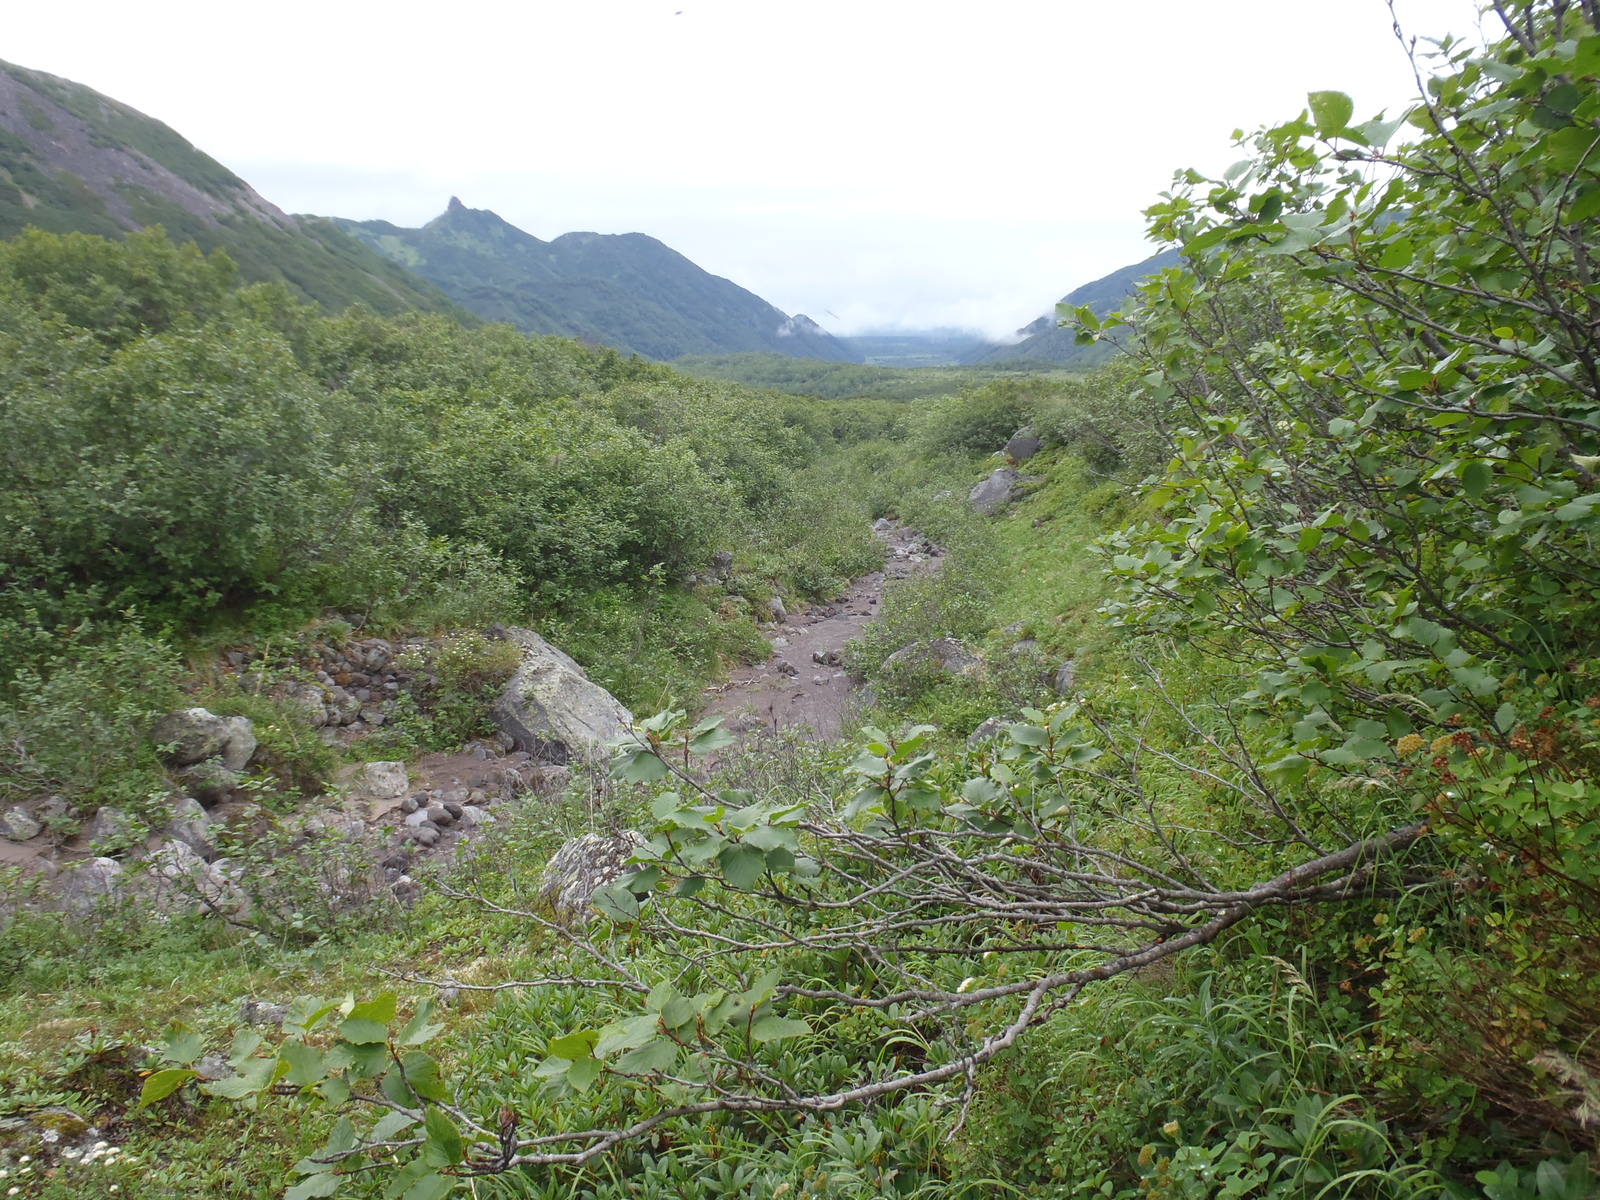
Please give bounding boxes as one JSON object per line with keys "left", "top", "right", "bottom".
{"left": 336, "top": 199, "right": 857, "bottom": 362}
{"left": 0, "top": 59, "right": 466, "bottom": 317}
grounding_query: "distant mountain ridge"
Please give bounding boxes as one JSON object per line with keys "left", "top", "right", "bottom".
{"left": 0, "top": 59, "right": 465, "bottom": 316}
{"left": 960, "top": 248, "right": 1184, "bottom": 366}
{"left": 335, "top": 200, "right": 856, "bottom": 362}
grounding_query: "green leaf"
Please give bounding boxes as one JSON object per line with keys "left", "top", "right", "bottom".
{"left": 615, "top": 1037, "right": 678, "bottom": 1074}
{"left": 349, "top": 994, "right": 399, "bottom": 1024}
{"left": 404, "top": 1172, "right": 457, "bottom": 1200}
{"left": 718, "top": 843, "right": 767, "bottom": 889}
{"left": 1308, "top": 91, "right": 1354, "bottom": 138}
{"left": 619, "top": 750, "right": 669, "bottom": 783}
{"left": 751, "top": 1015, "right": 812, "bottom": 1042}
{"left": 280, "top": 1040, "right": 326, "bottom": 1087}
{"left": 1461, "top": 460, "right": 1493, "bottom": 500}
{"left": 423, "top": 1107, "right": 464, "bottom": 1167}
{"left": 1495, "top": 703, "right": 1518, "bottom": 734}
{"left": 338, "top": 1016, "right": 390, "bottom": 1045}
{"left": 137, "top": 1068, "right": 199, "bottom": 1109}
{"left": 371, "top": 1110, "right": 418, "bottom": 1142}
{"left": 566, "top": 1056, "right": 604, "bottom": 1093}
{"left": 399, "top": 998, "right": 444, "bottom": 1046}
{"left": 549, "top": 1030, "right": 600, "bottom": 1060}
{"left": 590, "top": 883, "right": 640, "bottom": 922}
{"left": 286, "top": 1175, "right": 341, "bottom": 1200}
{"left": 162, "top": 1025, "right": 205, "bottom": 1067}
{"left": 688, "top": 726, "right": 738, "bottom": 754}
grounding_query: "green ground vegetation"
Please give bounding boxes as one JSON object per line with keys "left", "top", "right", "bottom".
{"left": 4, "top": 6, "right": 1600, "bottom": 1199}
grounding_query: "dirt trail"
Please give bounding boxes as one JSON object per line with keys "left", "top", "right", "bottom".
{"left": 702, "top": 523, "right": 942, "bottom": 741}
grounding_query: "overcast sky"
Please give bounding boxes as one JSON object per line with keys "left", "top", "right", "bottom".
{"left": 7, "top": 0, "right": 1485, "bottom": 338}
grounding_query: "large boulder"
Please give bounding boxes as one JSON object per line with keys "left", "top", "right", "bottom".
{"left": 1, "top": 806, "right": 41, "bottom": 842}
{"left": 1004, "top": 425, "right": 1043, "bottom": 461}
{"left": 882, "top": 637, "right": 982, "bottom": 679}
{"left": 87, "top": 806, "right": 138, "bottom": 851}
{"left": 362, "top": 761, "right": 409, "bottom": 799}
{"left": 180, "top": 761, "right": 240, "bottom": 807}
{"left": 165, "top": 795, "right": 217, "bottom": 860}
{"left": 60, "top": 856, "right": 123, "bottom": 912}
{"left": 491, "top": 627, "right": 634, "bottom": 762}
{"left": 152, "top": 708, "right": 230, "bottom": 766}
{"left": 152, "top": 708, "right": 257, "bottom": 771}
{"left": 969, "top": 467, "right": 1020, "bottom": 515}
{"left": 539, "top": 831, "right": 647, "bottom": 918}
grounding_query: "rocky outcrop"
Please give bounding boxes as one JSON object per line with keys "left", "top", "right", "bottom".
{"left": 539, "top": 831, "right": 647, "bottom": 917}
{"left": 490, "top": 627, "right": 634, "bottom": 762}
{"left": 153, "top": 708, "right": 256, "bottom": 805}
{"left": 969, "top": 467, "right": 1020, "bottom": 515}
{"left": 1, "top": 806, "right": 41, "bottom": 842}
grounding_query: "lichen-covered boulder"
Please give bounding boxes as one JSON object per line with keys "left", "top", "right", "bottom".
{"left": 362, "top": 761, "right": 409, "bottom": 799}
{"left": 1, "top": 806, "right": 41, "bottom": 842}
{"left": 60, "top": 856, "right": 123, "bottom": 911}
{"left": 152, "top": 708, "right": 231, "bottom": 766}
{"left": 968, "top": 467, "right": 1020, "bottom": 515}
{"left": 218, "top": 716, "right": 257, "bottom": 772}
{"left": 491, "top": 627, "right": 634, "bottom": 762}
{"left": 538, "top": 831, "right": 647, "bottom": 917}
{"left": 1004, "top": 425, "right": 1042, "bottom": 461}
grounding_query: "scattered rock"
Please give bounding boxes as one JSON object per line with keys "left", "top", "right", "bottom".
{"left": 425, "top": 805, "right": 453, "bottom": 827}
{"left": 36, "top": 795, "right": 70, "bottom": 824}
{"left": 1054, "top": 658, "right": 1077, "bottom": 695}
{"left": 1, "top": 806, "right": 41, "bottom": 842}
{"left": 363, "top": 761, "right": 409, "bottom": 799}
{"left": 767, "top": 596, "right": 788, "bottom": 622}
{"left": 1004, "top": 425, "right": 1043, "bottom": 461}
{"left": 539, "top": 831, "right": 647, "bottom": 918}
{"left": 967, "top": 716, "right": 1009, "bottom": 746}
{"left": 492, "top": 627, "right": 635, "bottom": 761}
{"left": 774, "top": 659, "right": 799, "bottom": 677}
{"left": 180, "top": 760, "right": 240, "bottom": 807}
{"left": 872, "top": 517, "right": 893, "bottom": 534}
{"left": 413, "top": 827, "right": 440, "bottom": 848}
{"left": 87, "top": 806, "right": 138, "bottom": 850}
{"left": 195, "top": 1054, "right": 234, "bottom": 1082}
{"left": 458, "top": 805, "right": 490, "bottom": 829}
{"left": 166, "top": 795, "right": 217, "bottom": 860}
{"left": 969, "top": 467, "right": 1021, "bottom": 515}
{"left": 393, "top": 875, "right": 422, "bottom": 903}
{"left": 528, "top": 765, "right": 572, "bottom": 795}
{"left": 151, "top": 708, "right": 231, "bottom": 766}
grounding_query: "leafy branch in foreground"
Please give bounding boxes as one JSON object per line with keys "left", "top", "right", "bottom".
{"left": 146, "top": 696, "right": 1434, "bottom": 1195}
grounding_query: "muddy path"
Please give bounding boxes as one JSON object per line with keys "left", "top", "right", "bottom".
{"left": 701, "top": 522, "right": 942, "bottom": 741}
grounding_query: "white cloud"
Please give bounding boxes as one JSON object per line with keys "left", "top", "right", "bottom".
{"left": 5, "top": 0, "right": 1485, "bottom": 338}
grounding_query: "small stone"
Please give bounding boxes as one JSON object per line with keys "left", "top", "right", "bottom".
{"left": 404, "top": 809, "right": 431, "bottom": 828}
{"left": 359, "top": 707, "right": 387, "bottom": 726}
{"left": 393, "top": 875, "right": 422, "bottom": 902}
{"left": 458, "top": 805, "right": 490, "bottom": 829}
{"left": 812, "top": 674, "right": 826, "bottom": 686}
{"left": 363, "top": 761, "right": 409, "bottom": 799}
{"left": 425, "top": 805, "right": 453, "bottom": 827}
{"left": 36, "top": 795, "right": 70, "bottom": 823}
{"left": 400, "top": 795, "right": 421, "bottom": 814}
{"left": 442, "top": 801, "right": 464, "bottom": 820}
{"left": 413, "top": 827, "right": 440, "bottom": 848}
{"left": 1, "top": 806, "right": 42, "bottom": 842}
{"left": 240, "top": 1000, "right": 288, "bottom": 1027}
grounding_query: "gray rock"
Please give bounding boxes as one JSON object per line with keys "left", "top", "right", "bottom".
{"left": 872, "top": 517, "right": 893, "bottom": 534}
{"left": 967, "top": 716, "right": 1009, "bottom": 746}
{"left": 2, "top": 806, "right": 42, "bottom": 842}
{"left": 87, "top": 806, "right": 138, "bottom": 850}
{"left": 539, "top": 831, "right": 648, "bottom": 918}
{"left": 492, "top": 627, "right": 635, "bottom": 762}
{"left": 404, "top": 809, "right": 432, "bottom": 828}
{"left": 882, "top": 637, "right": 982, "bottom": 678}
{"left": 400, "top": 795, "right": 421, "bottom": 814}
{"left": 969, "top": 467, "right": 1021, "bottom": 516}
{"left": 1054, "top": 658, "right": 1077, "bottom": 695}
{"left": 425, "top": 805, "right": 453, "bottom": 827}
{"left": 413, "top": 827, "right": 440, "bottom": 848}
{"left": 393, "top": 875, "right": 422, "bottom": 902}
{"left": 240, "top": 1000, "right": 288, "bottom": 1027}
{"left": 180, "top": 761, "right": 240, "bottom": 807}
{"left": 166, "top": 795, "right": 217, "bottom": 860}
{"left": 766, "top": 596, "right": 788, "bottom": 622}
{"left": 1004, "top": 425, "right": 1042, "bottom": 461}
{"left": 710, "top": 550, "right": 734, "bottom": 579}
{"left": 528, "top": 764, "right": 573, "bottom": 796}
{"left": 218, "top": 716, "right": 257, "bottom": 772}
{"left": 195, "top": 1054, "right": 233, "bottom": 1082}
{"left": 458, "top": 805, "right": 490, "bottom": 829}
{"left": 363, "top": 761, "right": 409, "bottom": 799}
{"left": 61, "top": 856, "right": 123, "bottom": 911}
{"left": 152, "top": 708, "right": 231, "bottom": 766}
{"left": 295, "top": 693, "right": 329, "bottom": 729}
{"left": 1011, "top": 639, "right": 1039, "bottom": 655}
